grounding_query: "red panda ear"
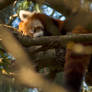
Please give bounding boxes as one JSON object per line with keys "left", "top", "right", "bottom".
{"left": 19, "top": 10, "right": 36, "bottom": 22}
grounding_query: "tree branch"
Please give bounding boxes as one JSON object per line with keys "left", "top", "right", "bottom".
{"left": 15, "top": 33, "right": 92, "bottom": 48}
{"left": 1, "top": 24, "right": 92, "bottom": 49}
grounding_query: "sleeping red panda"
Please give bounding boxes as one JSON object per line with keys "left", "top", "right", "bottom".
{"left": 64, "top": 26, "right": 92, "bottom": 92}
{"left": 19, "top": 10, "right": 65, "bottom": 37}
{"left": 19, "top": 10, "right": 66, "bottom": 80}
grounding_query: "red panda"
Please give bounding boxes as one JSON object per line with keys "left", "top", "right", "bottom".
{"left": 64, "top": 26, "right": 92, "bottom": 92}
{"left": 19, "top": 10, "right": 65, "bottom": 37}
{"left": 19, "top": 10, "right": 66, "bottom": 80}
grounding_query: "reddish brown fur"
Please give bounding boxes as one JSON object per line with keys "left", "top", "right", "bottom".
{"left": 26, "top": 13, "right": 64, "bottom": 31}
{"left": 64, "top": 26, "right": 92, "bottom": 92}
{"left": 19, "top": 13, "right": 64, "bottom": 37}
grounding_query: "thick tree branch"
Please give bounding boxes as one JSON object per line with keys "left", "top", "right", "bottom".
{"left": 15, "top": 33, "right": 92, "bottom": 49}
{"left": 1, "top": 24, "right": 92, "bottom": 49}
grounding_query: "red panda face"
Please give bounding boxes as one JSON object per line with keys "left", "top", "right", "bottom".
{"left": 19, "top": 10, "right": 44, "bottom": 37}
{"left": 19, "top": 10, "right": 65, "bottom": 37}
{"left": 22, "top": 18, "right": 44, "bottom": 37}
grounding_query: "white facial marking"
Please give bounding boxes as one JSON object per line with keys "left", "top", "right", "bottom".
{"left": 33, "top": 31, "right": 44, "bottom": 37}
{"left": 19, "top": 10, "right": 36, "bottom": 21}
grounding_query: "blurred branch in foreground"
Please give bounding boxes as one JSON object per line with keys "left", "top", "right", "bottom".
{"left": 0, "top": 25, "right": 66, "bottom": 92}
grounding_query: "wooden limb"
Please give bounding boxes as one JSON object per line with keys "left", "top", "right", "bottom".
{"left": 15, "top": 33, "right": 92, "bottom": 49}
{"left": 1, "top": 25, "right": 92, "bottom": 49}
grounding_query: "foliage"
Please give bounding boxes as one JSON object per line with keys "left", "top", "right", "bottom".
{"left": 0, "top": 44, "right": 15, "bottom": 75}
{"left": 16, "top": 0, "right": 33, "bottom": 14}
